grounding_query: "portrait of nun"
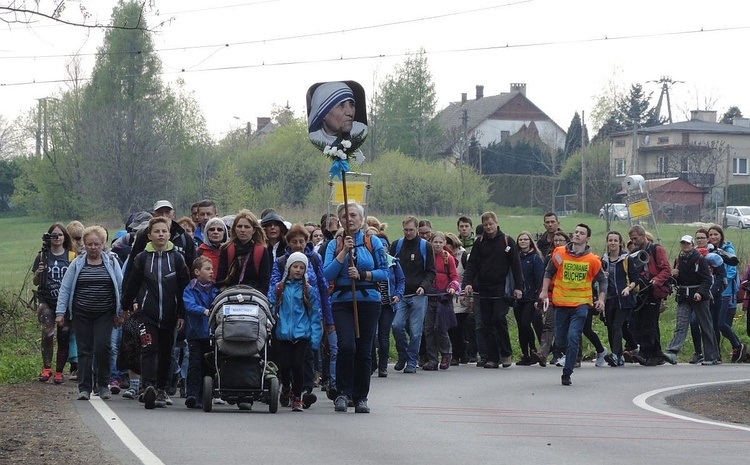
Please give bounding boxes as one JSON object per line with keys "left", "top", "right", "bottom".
{"left": 307, "top": 81, "right": 368, "bottom": 154}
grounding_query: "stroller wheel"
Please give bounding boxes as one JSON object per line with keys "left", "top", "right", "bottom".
{"left": 202, "top": 376, "right": 213, "bottom": 412}
{"left": 268, "top": 377, "right": 279, "bottom": 414}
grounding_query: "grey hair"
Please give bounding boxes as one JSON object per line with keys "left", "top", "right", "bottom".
{"left": 337, "top": 201, "right": 364, "bottom": 220}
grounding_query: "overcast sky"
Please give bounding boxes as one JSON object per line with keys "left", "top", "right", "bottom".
{"left": 2, "top": 0, "right": 749, "bottom": 140}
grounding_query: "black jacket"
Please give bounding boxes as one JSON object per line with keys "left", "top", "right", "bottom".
{"left": 462, "top": 231, "right": 523, "bottom": 296}
{"left": 674, "top": 249, "right": 712, "bottom": 301}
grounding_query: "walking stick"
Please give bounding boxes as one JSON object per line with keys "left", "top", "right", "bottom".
{"left": 341, "top": 169, "right": 360, "bottom": 338}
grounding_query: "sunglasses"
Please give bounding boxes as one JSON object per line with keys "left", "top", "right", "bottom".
{"left": 208, "top": 227, "right": 224, "bottom": 232}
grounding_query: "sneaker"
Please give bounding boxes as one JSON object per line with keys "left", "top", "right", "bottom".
{"left": 354, "top": 400, "right": 370, "bottom": 413}
{"left": 109, "top": 380, "right": 120, "bottom": 394}
{"left": 238, "top": 402, "right": 252, "bottom": 410}
{"left": 155, "top": 389, "right": 168, "bottom": 408}
{"left": 450, "top": 357, "right": 460, "bottom": 366}
{"left": 595, "top": 348, "right": 608, "bottom": 367}
{"left": 69, "top": 370, "right": 78, "bottom": 381}
{"left": 280, "top": 387, "right": 292, "bottom": 407}
{"left": 475, "top": 358, "right": 487, "bottom": 368}
{"left": 617, "top": 356, "right": 625, "bottom": 367}
{"left": 701, "top": 359, "right": 722, "bottom": 365}
{"left": 550, "top": 357, "right": 559, "bottom": 366}
{"left": 164, "top": 392, "right": 173, "bottom": 406}
{"left": 213, "top": 398, "right": 227, "bottom": 405}
{"left": 622, "top": 351, "right": 634, "bottom": 363}
{"left": 185, "top": 396, "right": 197, "bottom": 409}
{"left": 532, "top": 351, "right": 546, "bottom": 367}
{"left": 501, "top": 356, "right": 513, "bottom": 368}
{"left": 292, "top": 400, "right": 304, "bottom": 412}
{"left": 689, "top": 353, "right": 704, "bottom": 364}
{"left": 334, "top": 395, "right": 348, "bottom": 412}
{"left": 663, "top": 352, "right": 678, "bottom": 365}
{"left": 394, "top": 360, "right": 406, "bottom": 371}
{"left": 143, "top": 386, "right": 157, "bottom": 409}
{"left": 731, "top": 343, "right": 747, "bottom": 363}
{"left": 39, "top": 368, "right": 53, "bottom": 382}
{"left": 302, "top": 391, "right": 317, "bottom": 409}
{"left": 604, "top": 353, "right": 618, "bottom": 367}
{"left": 403, "top": 365, "right": 417, "bottom": 374}
{"left": 77, "top": 391, "right": 90, "bottom": 400}
{"left": 422, "top": 361, "right": 438, "bottom": 371}
{"left": 378, "top": 368, "right": 388, "bottom": 378}
{"left": 122, "top": 388, "right": 137, "bottom": 399}
{"left": 561, "top": 374, "right": 572, "bottom": 386}
{"left": 483, "top": 360, "right": 499, "bottom": 369}
{"left": 555, "top": 356, "right": 566, "bottom": 367}
{"left": 326, "top": 386, "right": 338, "bottom": 401}
{"left": 119, "top": 374, "right": 130, "bottom": 390}
{"left": 439, "top": 355, "right": 452, "bottom": 370}
{"left": 99, "top": 386, "right": 111, "bottom": 400}
{"left": 53, "top": 372, "right": 64, "bottom": 384}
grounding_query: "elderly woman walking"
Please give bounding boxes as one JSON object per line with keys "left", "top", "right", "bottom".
{"left": 56, "top": 226, "right": 123, "bottom": 400}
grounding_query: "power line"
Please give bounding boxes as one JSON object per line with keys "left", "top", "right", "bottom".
{"left": 1, "top": 23, "right": 747, "bottom": 88}
{"left": 0, "top": 1, "right": 533, "bottom": 60}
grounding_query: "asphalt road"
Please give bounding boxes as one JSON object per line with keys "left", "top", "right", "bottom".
{"left": 79, "top": 361, "right": 750, "bottom": 465}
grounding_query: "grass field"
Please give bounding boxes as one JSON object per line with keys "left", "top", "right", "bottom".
{"left": 1, "top": 213, "right": 748, "bottom": 383}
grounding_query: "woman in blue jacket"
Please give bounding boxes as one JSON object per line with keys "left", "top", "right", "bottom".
{"left": 513, "top": 231, "right": 545, "bottom": 365}
{"left": 324, "top": 201, "right": 388, "bottom": 414}
{"left": 601, "top": 231, "right": 639, "bottom": 366}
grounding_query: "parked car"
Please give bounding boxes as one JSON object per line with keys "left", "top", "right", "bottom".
{"left": 599, "top": 203, "right": 630, "bottom": 221}
{"left": 720, "top": 206, "right": 750, "bottom": 229}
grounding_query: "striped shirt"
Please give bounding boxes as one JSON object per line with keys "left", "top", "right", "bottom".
{"left": 73, "top": 263, "right": 116, "bottom": 315}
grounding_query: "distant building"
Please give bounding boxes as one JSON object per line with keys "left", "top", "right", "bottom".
{"left": 609, "top": 111, "right": 750, "bottom": 203}
{"left": 435, "top": 83, "right": 567, "bottom": 159}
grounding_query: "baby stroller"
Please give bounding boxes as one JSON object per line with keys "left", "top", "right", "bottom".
{"left": 203, "top": 285, "right": 279, "bottom": 413}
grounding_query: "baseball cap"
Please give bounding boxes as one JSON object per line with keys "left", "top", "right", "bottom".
{"left": 153, "top": 200, "right": 174, "bottom": 211}
{"left": 680, "top": 235, "right": 694, "bottom": 244}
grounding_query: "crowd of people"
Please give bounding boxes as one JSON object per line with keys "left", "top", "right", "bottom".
{"left": 32, "top": 203, "right": 750, "bottom": 412}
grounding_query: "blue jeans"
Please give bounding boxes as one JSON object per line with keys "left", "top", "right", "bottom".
{"left": 391, "top": 295, "right": 428, "bottom": 367}
{"left": 554, "top": 305, "right": 588, "bottom": 376}
{"left": 374, "top": 304, "right": 396, "bottom": 371}
{"left": 334, "top": 301, "right": 380, "bottom": 403}
{"left": 327, "top": 330, "right": 338, "bottom": 387}
{"left": 715, "top": 297, "right": 741, "bottom": 349}
{"left": 110, "top": 326, "right": 124, "bottom": 383}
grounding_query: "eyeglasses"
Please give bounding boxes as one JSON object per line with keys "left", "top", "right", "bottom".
{"left": 208, "top": 227, "right": 224, "bottom": 232}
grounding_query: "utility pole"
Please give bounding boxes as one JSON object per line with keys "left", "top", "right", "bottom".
{"left": 460, "top": 109, "right": 468, "bottom": 197}
{"left": 581, "top": 110, "right": 586, "bottom": 215}
{"left": 35, "top": 99, "right": 43, "bottom": 157}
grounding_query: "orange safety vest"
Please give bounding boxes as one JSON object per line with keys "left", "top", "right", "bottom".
{"left": 551, "top": 247, "right": 602, "bottom": 308}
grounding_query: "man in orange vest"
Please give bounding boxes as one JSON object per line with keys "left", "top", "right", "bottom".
{"left": 538, "top": 224, "right": 607, "bottom": 386}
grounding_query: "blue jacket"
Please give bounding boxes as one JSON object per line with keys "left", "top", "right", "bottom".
{"left": 602, "top": 252, "right": 639, "bottom": 310}
{"left": 324, "top": 230, "right": 389, "bottom": 303}
{"left": 386, "top": 253, "right": 405, "bottom": 302}
{"left": 268, "top": 243, "right": 333, "bottom": 325}
{"left": 518, "top": 249, "right": 544, "bottom": 302}
{"left": 719, "top": 241, "right": 738, "bottom": 299}
{"left": 56, "top": 252, "right": 124, "bottom": 319}
{"left": 270, "top": 278, "right": 322, "bottom": 349}
{"left": 183, "top": 279, "right": 219, "bottom": 340}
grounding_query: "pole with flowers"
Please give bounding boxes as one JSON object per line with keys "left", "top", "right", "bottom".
{"left": 306, "top": 81, "right": 369, "bottom": 338}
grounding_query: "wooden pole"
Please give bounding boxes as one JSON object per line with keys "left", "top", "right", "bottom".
{"left": 340, "top": 170, "right": 360, "bottom": 338}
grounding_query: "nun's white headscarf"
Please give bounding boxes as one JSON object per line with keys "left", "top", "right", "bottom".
{"left": 308, "top": 82, "right": 354, "bottom": 132}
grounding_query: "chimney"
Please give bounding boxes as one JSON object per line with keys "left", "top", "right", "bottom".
{"left": 257, "top": 117, "right": 271, "bottom": 131}
{"left": 510, "top": 83, "right": 527, "bottom": 96}
{"left": 461, "top": 93, "right": 467, "bottom": 104}
{"left": 690, "top": 110, "right": 717, "bottom": 123}
{"left": 475, "top": 85, "right": 484, "bottom": 100}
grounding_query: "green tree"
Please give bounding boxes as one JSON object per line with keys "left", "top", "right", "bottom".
{"left": 0, "top": 158, "right": 20, "bottom": 210}
{"left": 371, "top": 49, "right": 442, "bottom": 160}
{"left": 720, "top": 106, "right": 743, "bottom": 125}
{"left": 564, "top": 112, "right": 583, "bottom": 158}
{"left": 559, "top": 141, "right": 618, "bottom": 214}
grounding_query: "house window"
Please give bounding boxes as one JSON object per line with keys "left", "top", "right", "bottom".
{"left": 680, "top": 156, "right": 689, "bottom": 174}
{"left": 682, "top": 133, "right": 689, "bottom": 144}
{"left": 500, "top": 130, "right": 509, "bottom": 140}
{"left": 615, "top": 158, "right": 626, "bottom": 177}
{"left": 657, "top": 156, "right": 668, "bottom": 174}
{"left": 734, "top": 157, "right": 749, "bottom": 175}
{"left": 657, "top": 136, "right": 669, "bottom": 145}
{"left": 615, "top": 139, "right": 626, "bottom": 147}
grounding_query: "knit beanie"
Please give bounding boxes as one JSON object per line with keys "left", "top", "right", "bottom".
{"left": 284, "top": 252, "right": 309, "bottom": 280}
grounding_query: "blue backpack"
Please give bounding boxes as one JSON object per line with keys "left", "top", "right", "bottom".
{"left": 393, "top": 238, "right": 428, "bottom": 269}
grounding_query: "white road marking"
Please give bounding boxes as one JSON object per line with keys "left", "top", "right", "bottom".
{"left": 89, "top": 396, "right": 165, "bottom": 465}
{"left": 633, "top": 378, "right": 750, "bottom": 433}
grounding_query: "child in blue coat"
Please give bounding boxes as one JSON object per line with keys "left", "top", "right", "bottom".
{"left": 182, "top": 256, "right": 219, "bottom": 409}
{"left": 269, "top": 252, "right": 322, "bottom": 412}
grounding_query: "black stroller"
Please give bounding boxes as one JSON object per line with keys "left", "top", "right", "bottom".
{"left": 202, "top": 285, "right": 279, "bottom": 413}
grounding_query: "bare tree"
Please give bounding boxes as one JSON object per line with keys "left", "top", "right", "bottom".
{"left": 0, "top": 1, "right": 165, "bottom": 31}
